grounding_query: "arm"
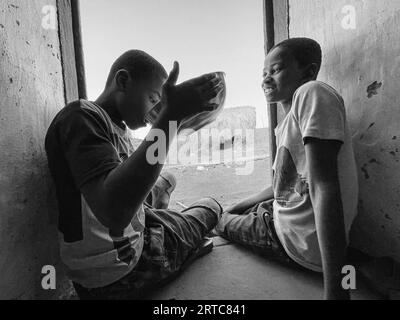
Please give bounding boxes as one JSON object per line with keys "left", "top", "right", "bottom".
{"left": 81, "top": 63, "right": 222, "bottom": 233}
{"left": 226, "top": 186, "right": 273, "bottom": 214}
{"left": 83, "top": 106, "right": 178, "bottom": 233}
{"left": 305, "top": 137, "right": 349, "bottom": 300}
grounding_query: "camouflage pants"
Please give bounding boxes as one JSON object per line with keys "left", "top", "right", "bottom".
{"left": 73, "top": 198, "right": 222, "bottom": 300}
{"left": 216, "top": 199, "right": 299, "bottom": 267}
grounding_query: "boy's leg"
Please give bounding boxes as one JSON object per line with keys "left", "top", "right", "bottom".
{"left": 144, "top": 172, "right": 177, "bottom": 209}
{"left": 144, "top": 197, "right": 222, "bottom": 265}
{"left": 215, "top": 200, "right": 293, "bottom": 265}
{"left": 74, "top": 197, "right": 222, "bottom": 300}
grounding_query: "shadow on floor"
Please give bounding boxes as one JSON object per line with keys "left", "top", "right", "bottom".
{"left": 146, "top": 237, "right": 383, "bottom": 300}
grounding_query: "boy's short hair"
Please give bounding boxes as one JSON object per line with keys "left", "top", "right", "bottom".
{"left": 271, "top": 38, "right": 322, "bottom": 76}
{"left": 106, "top": 50, "right": 167, "bottom": 87}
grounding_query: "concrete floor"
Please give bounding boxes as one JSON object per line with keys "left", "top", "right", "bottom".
{"left": 158, "top": 160, "right": 382, "bottom": 300}
{"left": 149, "top": 237, "right": 382, "bottom": 300}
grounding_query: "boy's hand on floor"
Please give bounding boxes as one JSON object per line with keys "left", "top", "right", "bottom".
{"left": 162, "top": 61, "right": 224, "bottom": 122}
{"left": 225, "top": 203, "right": 246, "bottom": 215}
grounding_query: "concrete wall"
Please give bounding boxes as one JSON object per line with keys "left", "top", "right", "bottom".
{"left": 288, "top": 0, "right": 400, "bottom": 261}
{"left": 0, "top": 0, "right": 73, "bottom": 299}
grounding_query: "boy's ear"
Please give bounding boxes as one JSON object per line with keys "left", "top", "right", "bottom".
{"left": 304, "top": 63, "right": 319, "bottom": 80}
{"left": 115, "top": 69, "right": 130, "bottom": 91}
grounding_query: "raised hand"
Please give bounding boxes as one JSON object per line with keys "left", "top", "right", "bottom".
{"left": 161, "top": 61, "right": 224, "bottom": 122}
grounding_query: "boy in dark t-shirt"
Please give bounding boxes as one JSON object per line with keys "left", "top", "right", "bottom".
{"left": 45, "top": 50, "right": 224, "bottom": 299}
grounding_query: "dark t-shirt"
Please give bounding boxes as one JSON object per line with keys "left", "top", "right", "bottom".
{"left": 45, "top": 99, "right": 145, "bottom": 288}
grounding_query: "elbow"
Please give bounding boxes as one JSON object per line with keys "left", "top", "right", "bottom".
{"left": 99, "top": 201, "right": 135, "bottom": 233}
{"left": 102, "top": 192, "right": 144, "bottom": 232}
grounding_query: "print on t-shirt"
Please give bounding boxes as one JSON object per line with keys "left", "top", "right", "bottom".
{"left": 273, "top": 146, "right": 309, "bottom": 208}
{"left": 112, "top": 236, "right": 137, "bottom": 265}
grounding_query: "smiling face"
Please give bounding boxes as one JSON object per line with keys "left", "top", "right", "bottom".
{"left": 117, "top": 72, "right": 166, "bottom": 130}
{"left": 262, "top": 46, "right": 307, "bottom": 106}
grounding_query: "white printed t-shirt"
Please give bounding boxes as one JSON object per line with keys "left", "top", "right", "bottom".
{"left": 272, "top": 81, "right": 359, "bottom": 272}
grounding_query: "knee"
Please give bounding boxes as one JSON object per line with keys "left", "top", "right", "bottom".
{"left": 159, "top": 172, "right": 177, "bottom": 190}
{"left": 190, "top": 197, "right": 223, "bottom": 220}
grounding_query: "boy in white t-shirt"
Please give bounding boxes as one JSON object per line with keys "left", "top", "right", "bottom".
{"left": 216, "top": 38, "right": 358, "bottom": 300}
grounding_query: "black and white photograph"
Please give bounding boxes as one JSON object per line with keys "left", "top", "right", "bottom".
{"left": 0, "top": 0, "right": 399, "bottom": 305}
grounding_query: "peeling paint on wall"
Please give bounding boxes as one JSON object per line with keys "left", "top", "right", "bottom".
{"left": 367, "top": 81, "right": 383, "bottom": 98}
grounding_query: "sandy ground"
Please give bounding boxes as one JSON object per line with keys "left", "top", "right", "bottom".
{"left": 163, "top": 157, "right": 272, "bottom": 211}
